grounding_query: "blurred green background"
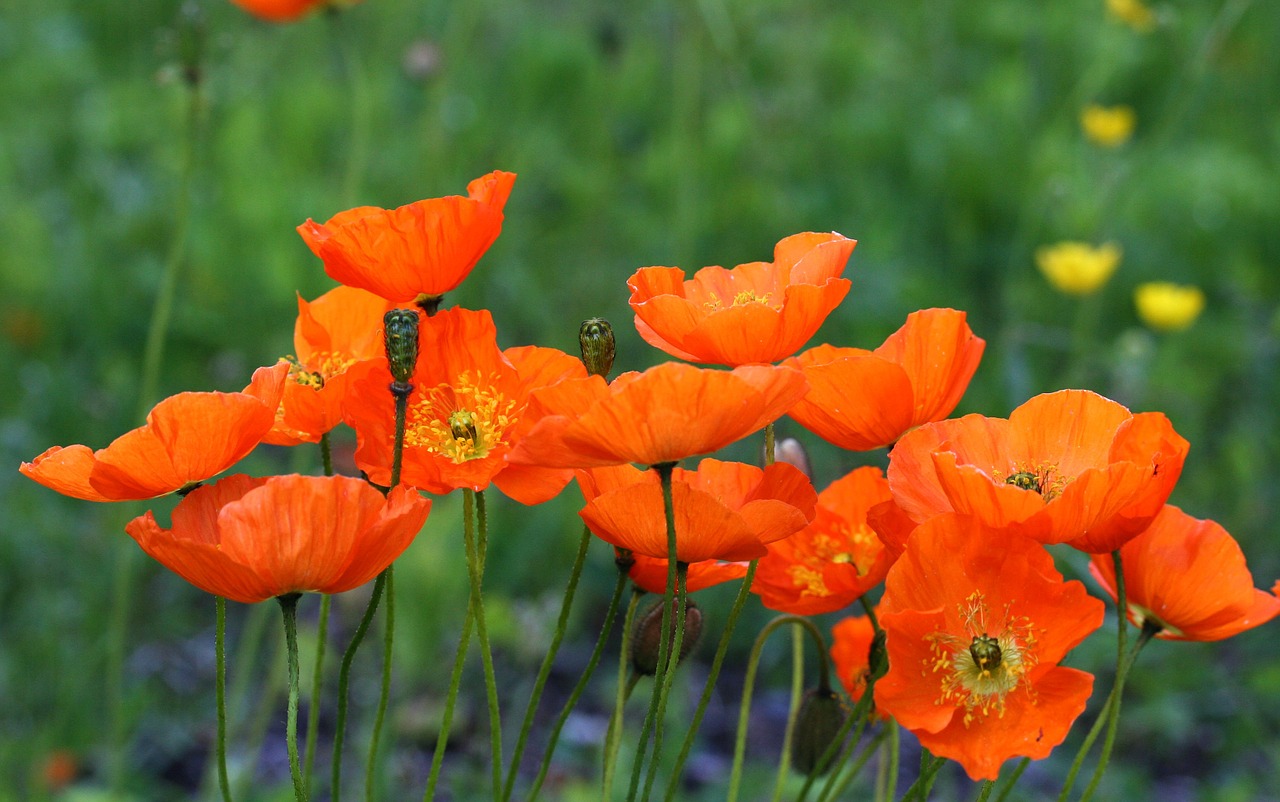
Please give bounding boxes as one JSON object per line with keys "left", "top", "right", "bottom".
{"left": 3, "top": 0, "right": 1279, "bottom": 799}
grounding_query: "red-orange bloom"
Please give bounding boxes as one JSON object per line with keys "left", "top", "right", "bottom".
{"left": 1090, "top": 505, "right": 1280, "bottom": 641}
{"left": 785, "top": 308, "right": 985, "bottom": 451}
{"left": 627, "top": 232, "right": 856, "bottom": 366}
{"left": 627, "top": 553, "right": 749, "bottom": 594}
{"left": 229, "top": 0, "right": 332, "bottom": 22}
{"left": 888, "top": 389, "right": 1188, "bottom": 551}
{"left": 265, "top": 286, "right": 393, "bottom": 446}
{"left": 576, "top": 459, "right": 817, "bottom": 562}
{"left": 753, "top": 466, "right": 894, "bottom": 615}
{"left": 507, "top": 362, "right": 808, "bottom": 469}
{"left": 874, "top": 514, "right": 1104, "bottom": 781}
{"left": 126, "top": 474, "right": 430, "bottom": 604}
{"left": 830, "top": 614, "right": 881, "bottom": 714}
{"left": 298, "top": 171, "right": 516, "bottom": 303}
{"left": 343, "top": 307, "right": 585, "bottom": 502}
{"left": 21, "top": 363, "right": 288, "bottom": 502}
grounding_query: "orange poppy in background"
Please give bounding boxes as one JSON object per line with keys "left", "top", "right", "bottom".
{"left": 785, "top": 308, "right": 984, "bottom": 451}
{"left": 126, "top": 474, "right": 431, "bottom": 604}
{"left": 230, "top": 0, "right": 339, "bottom": 21}
{"left": 753, "top": 466, "right": 894, "bottom": 615}
{"left": 830, "top": 614, "right": 882, "bottom": 714}
{"left": 627, "top": 232, "right": 856, "bottom": 366}
{"left": 875, "top": 514, "right": 1104, "bottom": 781}
{"left": 576, "top": 459, "right": 817, "bottom": 562}
{"left": 342, "top": 307, "right": 585, "bottom": 501}
{"left": 887, "top": 389, "right": 1188, "bottom": 551}
{"left": 627, "top": 553, "right": 749, "bottom": 594}
{"left": 298, "top": 171, "right": 516, "bottom": 303}
{"left": 507, "top": 362, "right": 808, "bottom": 469}
{"left": 1089, "top": 505, "right": 1280, "bottom": 641}
{"left": 265, "top": 285, "right": 393, "bottom": 446}
{"left": 21, "top": 363, "right": 288, "bottom": 502}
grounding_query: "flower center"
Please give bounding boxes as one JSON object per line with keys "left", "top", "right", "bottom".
{"left": 999, "top": 463, "right": 1069, "bottom": 502}
{"left": 926, "top": 591, "right": 1038, "bottom": 726}
{"left": 702, "top": 290, "right": 780, "bottom": 313}
{"left": 786, "top": 524, "right": 880, "bottom": 598}
{"left": 406, "top": 371, "right": 517, "bottom": 463}
{"left": 286, "top": 351, "right": 358, "bottom": 389}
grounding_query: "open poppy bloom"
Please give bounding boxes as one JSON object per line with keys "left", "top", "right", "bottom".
{"left": 875, "top": 514, "right": 1104, "bottom": 781}
{"left": 507, "top": 362, "right": 808, "bottom": 469}
{"left": 21, "top": 363, "right": 288, "bottom": 502}
{"left": 343, "top": 306, "right": 585, "bottom": 502}
{"left": 627, "top": 232, "right": 856, "bottom": 366}
{"left": 627, "top": 553, "right": 749, "bottom": 594}
{"left": 1089, "top": 505, "right": 1280, "bottom": 641}
{"left": 265, "top": 285, "right": 393, "bottom": 446}
{"left": 126, "top": 474, "right": 431, "bottom": 604}
{"left": 887, "top": 389, "right": 1189, "bottom": 551}
{"left": 753, "top": 466, "right": 894, "bottom": 615}
{"left": 298, "top": 171, "right": 516, "bottom": 304}
{"left": 785, "top": 308, "right": 985, "bottom": 451}
{"left": 576, "top": 459, "right": 817, "bottom": 562}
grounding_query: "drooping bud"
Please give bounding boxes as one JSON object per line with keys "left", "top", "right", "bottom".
{"left": 579, "top": 318, "right": 616, "bottom": 378}
{"left": 383, "top": 308, "right": 421, "bottom": 390}
{"left": 772, "top": 437, "right": 812, "bottom": 482}
{"left": 791, "top": 688, "right": 848, "bottom": 776}
{"left": 629, "top": 598, "right": 703, "bottom": 676}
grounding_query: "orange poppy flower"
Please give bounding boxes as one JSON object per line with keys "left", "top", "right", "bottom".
{"left": 887, "top": 389, "right": 1188, "bottom": 551}
{"left": 507, "top": 362, "right": 808, "bottom": 469}
{"left": 1089, "top": 505, "right": 1280, "bottom": 641}
{"left": 576, "top": 459, "right": 817, "bottom": 562}
{"left": 21, "top": 363, "right": 289, "bottom": 502}
{"left": 830, "top": 614, "right": 881, "bottom": 713}
{"left": 298, "top": 171, "right": 517, "bottom": 303}
{"left": 627, "top": 553, "right": 749, "bottom": 594}
{"left": 126, "top": 474, "right": 431, "bottom": 604}
{"left": 752, "top": 466, "right": 894, "bottom": 615}
{"left": 874, "top": 514, "right": 1104, "bottom": 781}
{"left": 785, "top": 308, "right": 985, "bottom": 451}
{"left": 627, "top": 232, "right": 856, "bottom": 366}
{"left": 342, "top": 307, "right": 585, "bottom": 502}
{"left": 229, "top": 0, "right": 351, "bottom": 21}
{"left": 265, "top": 286, "right": 393, "bottom": 446}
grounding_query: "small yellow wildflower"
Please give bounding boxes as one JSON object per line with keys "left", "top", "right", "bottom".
{"left": 1082, "top": 104, "right": 1136, "bottom": 148}
{"left": 1106, "top": 0, "right": 1156, "bottom": 33}
{"left": 1035, "top": 242, "right": 1122, "bottom": 296}
{"left": 1135, "top": 282, "right": 1205, "bottom": 332}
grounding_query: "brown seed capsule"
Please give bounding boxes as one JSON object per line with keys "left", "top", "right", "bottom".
{"left": 629, "top": 598, "right": 703, "bottom": 676}
{"left": 791, "top": 688, "right": 848, "bottom": 776}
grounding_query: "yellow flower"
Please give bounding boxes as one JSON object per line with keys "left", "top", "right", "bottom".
{"left": 1082, "top": 104, "right": 1136, "bottom": 148}
{"left": 1135, "top": 282, "right": 1205, "bottom": 332}
{"left": 1106, "top": 0, "right": 1156, "bottom": 32}
{"left": 1035, "top": 242, "right": 1122, "bottom": 296}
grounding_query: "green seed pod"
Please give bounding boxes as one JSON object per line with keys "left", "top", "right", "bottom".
{"left": 629, "top": 598, "right": 702, "bottom": 676}
{"left": 383, "top": 308, "right": 421, "bottom": 387}
{"left": 579, "top": 318, "right": 616, "bottom": 378}
{"left": 791, "top": 688, "right": 847, "bottom": 777}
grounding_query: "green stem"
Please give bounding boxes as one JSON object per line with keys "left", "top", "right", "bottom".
{"left": 763, "top": 421, "right": 776, "bottom": 467}
{"left": 526, "top": 568, "right": 629, "bottom": 801}
{"left": 421, "top": 607, "right": 474, "bottom": 802}
{"left": 769, "top": 626, "right": 806, "bottom": 802}
{"left": 365, "top": 566, "right": 396, "bottom": 801}
{"left": 279, "top": 594, "right": 308, "bottom": 801}
{"left": 504, "top": 526, "right": 595, "bottom": 801}
{"left": 463, "top": 488, "right": 504, "bottom": 798}
{"left": 302, "top": 595, "right": 330, "bottom": 794}
{"left": 899, "top": 753, "right": 944, "bottom": 802}
{"left": 319, "top": 432, "right": 334, "bottom": 478}
{"left": 215, "top": 597, "right": 233, "bottom": 802}
{"left": 602, "top": 589, "right": 644, "bottom": 799}
{"left": 331, "top": 573, "right": 386, "bottom": 802}
{"left": 640, "top": 561, "right": 689, "bottom": 801}
{"left": 819, "top": 728, "right": 889, "bottom": 802}
{"left": 993, "top": 757, "right": 1030, "bottom": 802}
{"left": 886, "top": 722, "right": 900, "bottom": 802}
{"left": 799, "top": 674, "right": 878, "bottom": 802}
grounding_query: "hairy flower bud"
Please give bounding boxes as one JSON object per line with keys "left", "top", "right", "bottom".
{"left": 772, "top": 437, "right": 812, "bottom": 481}
{"left": 630, "top": 598, "right": 702, "bottom": 676}
{"left": 383, "top": 308, "right": 421, "bottom": 389}
{"left": 579, "top": 317, "right": 616, "bottom": 378}
{"left": 791, "top": 688, "right": 847, "bottom": 776}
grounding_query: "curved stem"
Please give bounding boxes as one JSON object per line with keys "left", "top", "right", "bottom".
{"left": 504, "top": 526, "right": 595, "bottom": 801}
{"left": 365, "top": 566, "right": 396, "bottom": 801}
{"left": 302, "top": 594, "right": 331, "bottom": 794}
{"left": 331, "top": 572, "right": 386, "bottom": 802}
{"left": 602, "top": 589, "right": 644, "bottom": 799}
{"left": 421, "top": 608, "right": 474, "bottom": 802}
{"left": 215, "top": 597, "right": 233, "bottom": 802}
{"left": 463, "top": 488, "right": 504, "bottom": 798}
{"left": 768, "top": 626, "right": 805, "bottom": 802}
{"left": 279, "top": 594, "right": 309, "bottom": 801}
{"left": 526, "top": 568, "right": 629, "bottom": 801}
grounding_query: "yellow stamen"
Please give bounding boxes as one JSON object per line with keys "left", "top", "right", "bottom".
{"left": 405, "top": 371, "right": 517, "bottom": 463}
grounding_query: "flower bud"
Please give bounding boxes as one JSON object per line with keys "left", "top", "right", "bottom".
{"left": 791, "top": 688, "right": 847, "bottom": 776}
{"left": 579, "top": 318, "right": 616, "bottom": 378}
{"left": 772, "top": 437, "right": 812, "bottom": 481}
{"left": 629, "top": 598, "right": 702, "bottom": 676}
{"left": 383, "top": 308, "right": 421, "bottom": 389}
